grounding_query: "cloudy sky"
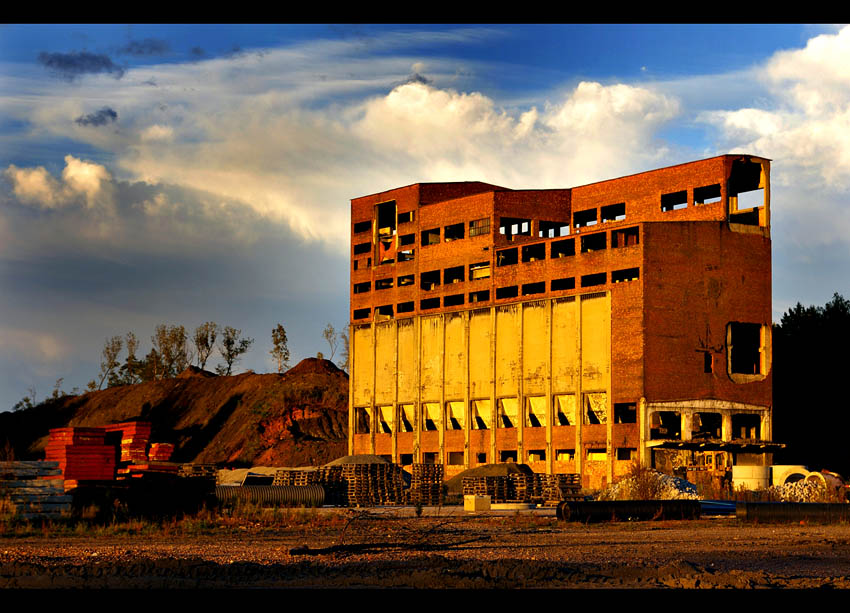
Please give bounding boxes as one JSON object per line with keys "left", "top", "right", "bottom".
{"left": 1, "top": 23, "right": 848, "bottom": 410}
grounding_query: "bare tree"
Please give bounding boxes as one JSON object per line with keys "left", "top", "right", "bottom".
{"left": 340, "top": 328, "right": 350, "bottom": 373}
{"left": 119, "top": 331, "right": 141, "bottom": 385}
{"left": 193, "top": 321, "right": 218, "bottom": 370}
{"left": 216, "top": 326, "right": 254, "bottom": 376}
{"left": 152, "top": 324, "right": 192, "bottom": 379}
{"left": 98, "top": 335, "right": 123, "bottom": 389}
{"left": 270, "top": 323, "right": 290, "bottom": 373}
{"left": 323, "top": 323, "right": 339, "bottom": 361}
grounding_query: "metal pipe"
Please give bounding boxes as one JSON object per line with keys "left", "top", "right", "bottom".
{"left": 556, "top": 500, "right": 701, "bottom": 522}
{"left": 736, "top": 502, "right": 850, "bottom": 523}
{"left": 215, "top": 485, "right": 325, "bottom": 507}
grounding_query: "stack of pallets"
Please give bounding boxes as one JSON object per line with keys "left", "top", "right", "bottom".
{"left": 539, "top": 473, "right": 583, "bottom": 504}
{"left": 105, "top": 422, "right": 151, "bottom": 463}
{"left": 462, "top": 473, "right": 582, "bottom": 504}
{"left": 148, "top": 443, "right": 174, "bottom": 461}
{"left": 317, "top": 466, "right": 346, "bottom": 506}
{"left": 46, "top": 427, "right": 116, "bottom": 488}
{"left": 0, "top": 461, "right": 72, "bottom": 519}
{"left": 179, "top": 464, "right": 218, "bottom": 484}
{"left": 462, "top": 476, "right": 514, "bottom": 503}
{"left": 409, "top": 464, "right": 443, "bottom": 506}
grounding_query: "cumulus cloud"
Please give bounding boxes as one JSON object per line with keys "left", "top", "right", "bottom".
{"left": 3, "top": 165, "right": 62, "bottom": 207}
{"left": 140, "top": 124, "right": 174, "bottom": 142}
{"left": 37, "top": 51, "right": 125, "bottom": 80}
{"left": 4, "top": 155, "right": 111, "bottom": 209}
{"left": 117, "top": 38, "right": 170, "bottom": 56}
{"left": 75, "top": 107, "right": 118, "bottom": 127}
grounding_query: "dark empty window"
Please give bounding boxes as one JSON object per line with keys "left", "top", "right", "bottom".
{"left": 397, "top": 301, "right": 414, "bottom": 313}
{"left": 611, "top": 268, "right": 639, "bottom": 283}
{"left": 551, "top": 277, "right": 575, "bottom": 291}
{"left": 397, "top": 210, "right": 414, "bottom": 224}
{"left": 470, "top": 217, "right": 490, "bottom": 237}
{"left": 353, "top": 242, "right": 371, "bottom": 255}
{"left": 422, "top": 228, "right": 440, "bottom": 245}
{"left": 375, "top": 305, "right": 393, "bottom": 318}
{"left": 375, "top": 278, "right": 393, "bottom": 290}
{"left": 729, "top": 323, "right": 762, "bottom": 375}
{"left": 444, "top": 266, "right": 464, "bottom": 285}
{"left": 398, "top": 248, "right": 414, "bottom": 262}
{"left": 444, "top": 222, "right": 464, "bottom": 241}
{"left": 581, "top": 272, "right": 606, "bottom": 287}
{"left": 353, "top": 282, "right": 371, "bottom": 294}
{"left": 376, "top": 200, "right": 396, "bottom": 235}
{"left": 551, "top": 238, "right": 575, "bottom": 258}
{"left": 581, "top": 233, "right": 606, "bottom": 253}
{"left": 614, "top": 403, "right": 637, "bottom": 424}
{"left": 601, "top": 202, "right": 626, "bottom": 222}
{"left": 353, "top": 220, "right": 371, "bottom": 233}
{"left": 444, "top": 293, "right": 464, "bottom": 307}
{"left": 573, "top": 209, "right": 597, "bottom": 228}
{"left": 469, "top": 290, "right": 490, "bottom": 303}
{"left": 661, "top": 190, "right": 688, "bottom": 212}
{"left": 611, "top": 227, "right": 639, "bottom": 248}
{"left": 522, "top": 243, "right": 546, "bottom": 262}
{"left": 694, "top": 184, "right": 721, "bottom": 205}
{"left": 399, "top": 233, "right": 415, "bottom": 246}
{"left": 420, "top": 297, "right": 440, "bottom": 310}
{"left": 522, "top": 282, "right": 545, "bottom": 296}
{"left": 497, "top": 247, "right": 518, "bottom": 266}
{"left": 397, "top": 274, "right": 414, "bottom": 287}
{"left": 496, "top": 286, "right": 518, "bottom": 299}
{"left": 616, "top": 448, "right": 636, "bottom": 461}
{"left": 421, "top": 270, "right": 440, "bottom": 290}
{"left": 353, "top": 308, "right": 370, "bottom": 320}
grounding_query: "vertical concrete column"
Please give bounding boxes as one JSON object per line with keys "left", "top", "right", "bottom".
{"left": 517, "top": 303, "right": 524, "bottom": 464}
{"left": 639, "top": 397, "right": 649, "bottom": 467}
{"left": 575, "top": 298, "right": 583, "bottom": 478}
{"left": 722, "top": 412, "right": 733, "bottom": 442}
{"left": 370, "top": 322, "right": 377, "bottom": 455}
{"left": 546, "top": 298, "right": 554, "bottom": 475}
{"left": 439, "top": 313, "right": 445, "bottom": 465}
{"left": 392, "top": 319, "right": 398, "bottom": 463}
{"left": 463, "top": 310, "right": 471, "bottom": 469}
{"left": 414, "top": 315, "right": 421, "bottom": 462}
{"left": 605, "top": 292, "right": 614, "bottom": 486}
{"left": 490, "top": 306, "right": 497, "bottom": 463}
{"left": 348, "top": 323, "right": 355, "bottom": 456}
{"left": 681, "top": 412, "right": 693, "bottom": 441}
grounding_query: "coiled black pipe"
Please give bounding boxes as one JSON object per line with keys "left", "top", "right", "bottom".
{"left": 215, "top": 485, "right": 325, "bottom": 507}
{"left": 736, "top": 502, "right": 850, "bottom": 523}
{"left": 556, "top": 500, "right": 701, "bottom": 522}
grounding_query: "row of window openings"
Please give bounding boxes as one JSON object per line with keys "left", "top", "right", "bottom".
{"left": 498, "top": 226, "right": 638, "bottom": 267}
{"left": 352, "top": 269, "right": 639, "bottom": 317}
{"left": 353, "top": 209, "right": 415, "bottom": 236}
{"left": 649, "top": 411, "right": 762, "bottom": 441}
{"left": 393, "top": 448, "right": 635, "bottom": 466}
{"left": 354, "top": 397, "right": 636, "bottom": 434}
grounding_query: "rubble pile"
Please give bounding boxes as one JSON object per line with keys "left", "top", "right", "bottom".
{"left": 764, "top": 480, "right": 832, "bottom": 503}
{"left": 597, "top": 470, "right": 699, "bottom": 501}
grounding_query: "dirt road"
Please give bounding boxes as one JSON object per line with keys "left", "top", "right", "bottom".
{"left": 2, "top": 511, "right": 850, "bottom": 588}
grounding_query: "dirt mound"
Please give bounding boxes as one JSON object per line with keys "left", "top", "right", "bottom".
{"left": 0, "top": 359, "right": 349, "bottom": 468}
{"left": 445, "top": 463, "right": 534, "bottom": 494}
{"left": 324, "top": 454, "right": 390, "bottom": 466}
{"left": 177, "top": 366, "right": 217, "bottom": 379}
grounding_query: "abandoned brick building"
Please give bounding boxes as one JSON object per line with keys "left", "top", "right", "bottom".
{"left": 348, "top": 154, "right": 777, "bottom": 488}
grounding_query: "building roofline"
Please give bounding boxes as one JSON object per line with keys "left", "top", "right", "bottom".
{"left": 352, "top": 181, "right": 511, "bottom": 202}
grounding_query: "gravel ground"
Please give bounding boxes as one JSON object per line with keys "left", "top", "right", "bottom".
{"left": 2, "top": 511, "right": 850, "bottom": 588}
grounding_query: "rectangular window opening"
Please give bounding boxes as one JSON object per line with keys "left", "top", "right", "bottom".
{"left": 555, "top": 394, "right": 576, "bottom": 426}
{"left": 353, "top": 308, "right": 370, "bottom": 320}
{"left": 498, "top": 217, "right": 531, "bottom": 240}
{"left": 573, "top": 209, "right": 597, "bottom": 229}
{"left": 496, "top": 247, "right": 518, "bottom": 267}
{"left": 421, "top": 270, "right": 440, "bottom": 291}
{"left": 447, "top": 451, "right": 464, "bottom": 465}
{"left": 650, "top": 411, "right": 681, "bottom": 440}
{"left": 400, "top": 453, "right": 413, "bottom": 466}
{"left": 397, "top": 274, "right": 414, "bottom": 287}
{"left": 353, "top": 242, "right": 371, "bottom": 255}
{"left": 397, "top": 210, "right": 414, "bottom": 224}
{"left": 353, "top": 281, "right": 371, "bottom": 294}
{"left": 444, "top": 222, "right": 464, "bottom": 242}
{"left": 729, "top": 322, "right": 763, "bottom": 375}
{"left": 469, "top": 217, "right": 491, "bottom": 237}
{"left": 444, "top": 293, "right": 464, "bottom": 307}
{"left": 354, "top": 407, "right": 371, "bottom": 434}
{"left": 527, "top": 449, "right": 546, "bottom": 462}
{"left": 376, "top": 200, "right": 396, "bottom": 238}
{"left": 471, "top": 399, "right": 491, "bottom": 430}
{"left": 538, "top": 220, "right": 570, "bottom": 238}
{"left": 611, "top": 227, "right": 639, "bottom": 248}
{"left": 612, "top": 268, "right": 639, "bottom": 283}
{"left": 525, "top": 396, "right": 546, "bottom": 428}
{"left": 446, "top": 400, "right": 465, "bottom": 430}
{"left": 584, "top": 392, "right": 607, "bottom": 425}
{"left": 732, "top": 413, "right": 761, "bottom": 440}
{"left": 420, "top": 297, "right": 440, "bottom": 310}
{"left": 377, "top": 405, "right": 393, "bottom": 434}
{"left": 375, "top": 278, "right": 393, "bottom": 290}
{"left": 587, "top": 448, "right": 607, "bottom": 462}
{"left": 616, "top": 448, "right": 636, "bottom": 462}
{"left": 522, "top": 243, "right": 546, "bottom": 263}
{"left": 614, "top": 403, "right": 637, "bottom": 424}
{"left": 555, "top": 449, "right": 575, "bottom": 462}
{"left": 496, "top": 285, "right": 518, "bottom": 300}
{"left": 421, "top": 228, "right": 440, "bottom": 246}
{"left": 399, "top": 233, "right": 416, "bottom": 246}
{"left": 422, "top": 402, "right": 441, "bottom": 432}
{"left": 444, "top": 265, "right": 464, "bottom": 284}
{"left": 469, "top": 290, "right": 490, "bottom": 303}
{"left": 551, "top": 277, "right": 575, "bottom": 292}
{"left": 469, "top": 261, "right": 491, "bottom": 280}
{"left": 581, "top": 272, "right": 606, "bottom": 288}
{"left": 397, "top": 301, "right": 414, "bottom": 314}
{"left": 353, "top": 220, "right": 372, "bottom": 234}
{"left": 692, "top": 412, "right": 722, "bottom": 440}
{"left": 694, "top": 184, "right": 721, "bottom": 205}
{"left": 522, "top": 282, "right": 545, "bottom": 296}
{"left": 661, "top": 190, "right": 688, "bottom": 212}
{"left": 399, "top": 404, "right": 415, "bottom": 432}
{"left": 497, "top": 398, "right": 518, "bottom": 429}
{"left": 580, "top": 233, "right": 607, "bottom": 253}
{"left": 375, "top": 305, "right": 393, "bottom": 320}
{"left": 703, "top": 351, "right": 713, "bottom": 373}
{"left": 398, "top": 248, "right": 414, "bottom": 262}
{"left": 551, "top": 238, "right": 576, "bottom": 258}
{"left": 601, "top": 202, "right": 626, "bottom": 223}
{"left": 729, "top": 158, "right": 766, "bottom": 225}
{"left": 353, "top": 260, "right": 359, "bottom": 271}
{"left": 422, "top": 452, "right": 438, "bottom": 464}
{"left": 476, "top": 452, "right": 488, "bottom": 464}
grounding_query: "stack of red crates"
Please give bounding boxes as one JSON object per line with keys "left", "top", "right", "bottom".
{"left": 105, "top": 422, "right": 151, "bottom": 462}
{"left": 148, "top": 443, "right": 174, "bottom": 461}
{"left": 45, "top": 427, "right": 116, "bottom": 487}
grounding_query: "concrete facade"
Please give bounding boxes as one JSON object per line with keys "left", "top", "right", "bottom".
{"left": 348, "top": 155, "right": 774, "bottom": 489}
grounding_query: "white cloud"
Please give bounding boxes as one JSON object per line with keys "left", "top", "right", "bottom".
{"left": 4, "top": 155, "right": 112, "bottom": 209}
{"left": 3, "top": 164, "right": 62, "bottom": 207}
{"left": 140, "top": 124, "right": 174, "bottom": 142}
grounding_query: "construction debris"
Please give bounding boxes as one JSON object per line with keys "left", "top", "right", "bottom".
{"left": 597, "top": 470, "right": 699, "bottom": 501}
{"left": 0, "top": 461, "right": 72, "bottom": 519}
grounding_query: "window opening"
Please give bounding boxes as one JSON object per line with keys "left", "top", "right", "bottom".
{"left": 353, "top": 308, "right": 370, "bottom": 320}
{"left": 376, "top": 200, "right": 397, "bottom": 237}
{"left": 694, "top": 184, "right": 721, "bottom": 205}
{"left": 354, "top": 407, "right": 370, "bottom": 434}
{"left": 611, "top": 227, "right": 639, "bottom": 248}
{"left": 397, "top": 210, "right": 414, "bottom": 224}
{"left": 447, "top": 451, "right": 464, "bottom": 465}
{"left": 525, "top": 396, "right": 546, "bottom": 428}
{"left": 527, "top": 449, "right": 546, "bottom": 462}
{"left": 692, "top": 412, "right": 721, "bottom": 439}
{"left": 581, "top": 273, "right": 606, "bottom": 287}
{"left": 353, "top": 260, "right": 359, "bottom": 271}
{"left": 422, "top": 452, "right": 438, "bottom": 464}
{"left": 500, "top": 450, "right": 518, "bottom": 462}
{"left": 421, "top": 270, "right": 440, "bottom": 291}
{"left": 397, "top": 274, "right": 414, "bottom": 287}
{"left": 703, "top": 351, "right": 713, "bottom": 373}
{"left": 522, "top": 243, "right": 546, "bottom": 263}
{"left": 470, "top": 290, "right": 490, "bottom": 303}
{"left": 471, "top": 399, "right": 491, "bottom": 430}
{"left": 573, "top": 209, "right": 597, "bottom": 229}
{"left": 616, "top": 448, "right": 636, "bottom": 461}
{"left": 353, "top": 282, "right": 370, "bottom": 294}
{"left": 444, "top": 222, "right": 464, "bottom": 242}
{"left": 612, "top": 268, "right": 639, "bottom": 283}
{"left": 499, "top": 217, "right": 531, "bottom": 240}
{"left": 555, "top": 449, "right": 575, "bottom": 461}
{"left": 420, "top": 297, "right": 440, "bottom": 310}
{"left": 496, "top": 286, "right": 518, "bottom": 300}
{"left": 650, "top": 411, "right": 681, "bottom": 440}
{"left": 601, "top": 202, "right": 626, "bottom": 222}
{"left": 584, "top": 392, "right": 607, "bottom": 425}
{"left": 444, "top": 294, "right": 464, "bottom": 307}
{"left": 476, "top": 453, "right": 488, "bottom": 464}
{"left": 422, "top": 402, "right": 441, "bottom": 431}
{"left": 469, "top": 262, "right": 491, "bottom": 280}
{"left": 497, "top": 397, "right": 518, "bottom": 428}
{"left": 551, "top": 277, "right": 575, "bottom": 292}
{"left": 421, "top": 228, "right": 440, "bottom": 246}
{"left": 397, "top": 301, "right": 414, "bottom": 314}
{"left": 732, "top": 413, "right": 761, "bottom": 440}
{"left": 614, "top": 403, "right": 637, "bottom": 424}
{"left": 375, "top": 305, "right": 393, "bottom": 320}
{"left": 398, "top": 248, "right": 414, "bottom": 262}
{"left": 367, "top": 257, "right": 371, "bottom": 267}
{"left": 353, "top": 220, "right": 371, "bottom": 234}
{"left": 377, "top": 405, "right": 393, "bottom": 434}
{"left": 728, "top": 158, "right": 765, "bottom": 225}
{"left": 469, "top": 217, "right": 490, "bottom": 237}
{"left": 399, "top": 233, "right": 415, "bottom": 246}
{"left": 538, "top": 220, "right": 570, "bottom": 238}
{"left": 728, "top": 322, "right": 763, "bottom": 375}
{"left": 353, "top": 242, "right": 370, "bottom": 255}
{"left": 497, "top": 247, "right": 518, "bottom": 266}
{"left": 555, "top": 394, "right": 576, "bottom": 426}
{"left": 580, "top": 233, "right": 606, "bottom": 253}
{"left": 552, "top": 238, "right": 576, "bottom": 258}
{"left": 375, "top": 278, "right": 393, "bottom": 290}
{"left": 587, "top": 448, "right": 607, "bottom": 462}
{"left": 446, "top": 401, "right": 465, "bottom": 430}
{"left": 661, "top": 190, "right": 688, "bottom": 212}
{"left": 400, "top": 453, "right": 413, "bottom": 465}
{"left": 522, "top": 282, "right": 545, "bottom": 296}
{"left": 444, "top": 266, "right": 464, "bottom": 285}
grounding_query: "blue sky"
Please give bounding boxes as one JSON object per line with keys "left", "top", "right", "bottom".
{"left": 1, "top": 23, "right": 848, "bottom": 410}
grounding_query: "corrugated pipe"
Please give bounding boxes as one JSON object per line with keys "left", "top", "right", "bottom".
{"left": 556, "top": 500, "right": 701, "bottom": 522}
{"left": 215, "top": 485, "right": 325, "bottom": 507}
{"left": 736, "top": 502, "right": 850, "bottom": 523}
